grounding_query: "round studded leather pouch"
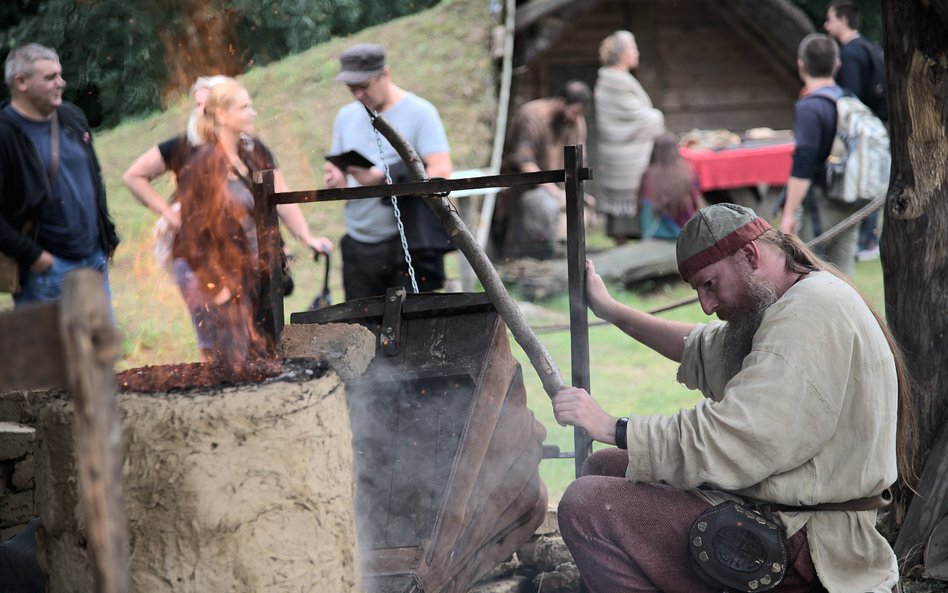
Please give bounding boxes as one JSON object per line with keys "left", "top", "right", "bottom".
{"left": 687, "top": 500, "right": 788, "bottom": 593}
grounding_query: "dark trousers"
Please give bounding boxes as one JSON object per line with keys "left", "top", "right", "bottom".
{"left": 340, "top": 234, "right": 445, "bottom": 301}
{"left": 859, "top": 208, "right": 880, "bottom": 250}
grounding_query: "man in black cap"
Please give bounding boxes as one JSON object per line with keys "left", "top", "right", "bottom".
{"left": 323, "top": 43, "right": 454, "bottom": 300}
{"left": 551, "top": 203, "right": 908, "bottom": 593}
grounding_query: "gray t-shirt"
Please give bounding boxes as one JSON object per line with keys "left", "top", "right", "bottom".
{"left": 330, "top": 93, "right": 449, "bottom": 243}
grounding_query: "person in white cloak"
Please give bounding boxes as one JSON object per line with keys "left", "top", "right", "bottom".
{"left": 594, "top": 30, "right": 665, "bottom": 244}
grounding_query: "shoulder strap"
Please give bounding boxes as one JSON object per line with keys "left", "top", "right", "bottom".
{"left": 807, "top": 86, "right": 841, "bottom": 104}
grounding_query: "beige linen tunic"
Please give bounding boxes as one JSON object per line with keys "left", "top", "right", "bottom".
{"left": 625, "top": 271, "right": 899, "bottom": 593}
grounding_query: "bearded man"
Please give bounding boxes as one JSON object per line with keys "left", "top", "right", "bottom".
{"left": 552, "top": 203, "right": 912, "bottom": 593}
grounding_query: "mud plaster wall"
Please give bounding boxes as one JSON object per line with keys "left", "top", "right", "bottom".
{"left": 33, "top": 373, "right": 361, "bottom": 593}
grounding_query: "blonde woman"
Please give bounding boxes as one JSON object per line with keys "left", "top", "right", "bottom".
{"left": 594, "top": 30, "right": 665, "bottom": 244}
{"left": 123, "top": 76, "right": 331, "bottom": 267}
{"left": 172, "top": 78, "right": 307, "bottom": 363}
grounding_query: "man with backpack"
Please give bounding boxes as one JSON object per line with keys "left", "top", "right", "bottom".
{"left": 779, "top": 34, "right": 860, "bottom": 278}
{"left": 825, "top": 0, "right": 887, "bottom": 260}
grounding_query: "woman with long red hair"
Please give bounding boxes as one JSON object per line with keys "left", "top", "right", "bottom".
{"left": 172, "top": 78, "right": 295, "bottom": 363}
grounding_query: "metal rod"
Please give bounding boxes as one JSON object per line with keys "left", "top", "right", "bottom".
{"left": 270, "top": 169, "right": 591, "bottom": 205}
{"left": 564, "top": 145, "right": 593, "bottom": 478}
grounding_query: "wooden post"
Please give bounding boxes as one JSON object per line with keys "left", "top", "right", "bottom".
{"left": 564, "top": 145, "right": 593, "bottom": 478}
{"left": 58, "top": 269, "right": 129, "bottom": 593}
{"left": 253, "top": 169, "right": 284, "bottom": 347}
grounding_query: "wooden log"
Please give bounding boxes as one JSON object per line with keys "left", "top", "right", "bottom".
{"left": 497, "top": 240, "right": 680, "bottom": 302}
{"left": 58, "top": 269, "right": 129, "bottom": 593}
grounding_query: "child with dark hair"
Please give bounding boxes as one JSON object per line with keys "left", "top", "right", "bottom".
{"left": 638, "top": 132, "right": 703, "bottom": 240}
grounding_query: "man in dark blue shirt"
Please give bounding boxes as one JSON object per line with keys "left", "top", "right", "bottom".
{"left": 779, "top": 33, "right": 859, "bottom": 278}
{"left": 824, "top": 0, "right": 885, "bottom": 260}
{"left": 0, "top": 43, "right": 119, "bottom": 307}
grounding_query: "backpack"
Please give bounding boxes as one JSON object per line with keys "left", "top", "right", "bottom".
{"left": 812, "top": 89, "right": 891, "bottom": 206}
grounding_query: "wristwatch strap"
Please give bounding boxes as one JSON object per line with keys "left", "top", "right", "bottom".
{"left": 615, "top": 417, "right": 629, "bottom": 450}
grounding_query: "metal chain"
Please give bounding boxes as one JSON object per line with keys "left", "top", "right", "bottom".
{"left": 369, "top": 110, "right": 419, "bottom": 293}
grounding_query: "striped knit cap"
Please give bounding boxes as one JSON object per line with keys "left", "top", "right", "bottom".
{"left": 676, "top": 203, "right": 772, "bottom": 283}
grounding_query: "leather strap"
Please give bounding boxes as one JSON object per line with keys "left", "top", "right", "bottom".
{"left": 47, "top": 111, "right": 60, "bottom": 185}
{"left": 770, "top": 489, "right": 892, "bottom": 513}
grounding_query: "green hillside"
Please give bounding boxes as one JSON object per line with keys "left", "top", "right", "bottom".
{"left": 28, "top": 0, "right": 496, "bottom": 367}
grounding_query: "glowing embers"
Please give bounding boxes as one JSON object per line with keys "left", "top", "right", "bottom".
{"left": 116, "top": 357, "right": 328, "bottom": 393}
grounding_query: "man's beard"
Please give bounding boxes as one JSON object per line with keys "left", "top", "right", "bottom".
{"left": 720, "top": 267, "right": 779, "bottom": 379}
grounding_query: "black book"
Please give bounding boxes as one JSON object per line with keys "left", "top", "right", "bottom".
{"left": 324, "top": 150, "right": 375, "bottom": 170}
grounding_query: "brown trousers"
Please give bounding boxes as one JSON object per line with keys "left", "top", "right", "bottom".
{"left": 557, "top": 448, "right": 829, "bottom": 593}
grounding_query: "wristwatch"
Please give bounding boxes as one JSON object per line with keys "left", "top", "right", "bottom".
{"left": 615, "top": 417, "right": 629, "bottom": 450}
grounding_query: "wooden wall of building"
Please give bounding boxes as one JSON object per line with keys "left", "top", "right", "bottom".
{"left": 513, "top": 0, "right": 802, "bottom": 143}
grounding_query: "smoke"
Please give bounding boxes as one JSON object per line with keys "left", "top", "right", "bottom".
{"left": 327, "top": 304, "right": 546, "bottom": 593}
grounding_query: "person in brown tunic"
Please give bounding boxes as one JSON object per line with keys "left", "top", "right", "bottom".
{"left": 489, "top": 80, "right": 590, "bottom": 260}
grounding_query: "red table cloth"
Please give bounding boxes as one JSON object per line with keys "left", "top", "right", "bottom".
{"left": 680, "top": 142, "right": 794, "bottom": 192}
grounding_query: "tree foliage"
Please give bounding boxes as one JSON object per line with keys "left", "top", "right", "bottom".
{"left": 1, "top": 0, "right": 440, "bottom": 127}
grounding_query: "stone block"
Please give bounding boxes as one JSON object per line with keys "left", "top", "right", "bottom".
{"left": 532, "top": 562, "right": 580, "bottom": 593}
{"left": 0, "top": 489, "right": 34, "bottom": 528}
{"left": 279, "top": 322, "right": 376, "bottom": 380}
{"left": 0, "top": 422, "right": 34, "bottom": 461}
{"left": 0, "top": 390, "right": 40, "bottom": 424}
{"left": 518, "top": 535, "right": 573, "bottom": 573}
{"left": 535, "top": 503, "right": 559, "bottom": 536}
{"left": 466, "top": 575, "right": 530, "bottom": 593}
{"left": 12, "top": 454, "right": 34, "bottom": 491}
{"left": 480, "top": 556, "right": 521, "bottom": 581}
